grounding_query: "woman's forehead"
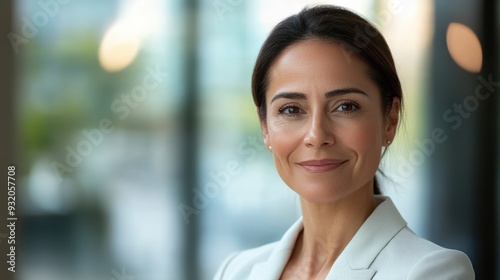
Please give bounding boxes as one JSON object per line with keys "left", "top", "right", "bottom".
{"left": 267, "top": 40, "right": 376, "bottom": 98}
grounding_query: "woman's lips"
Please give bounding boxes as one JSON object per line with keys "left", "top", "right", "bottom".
{"left": 297, "top": 159, "right": 347, "bottom": 173}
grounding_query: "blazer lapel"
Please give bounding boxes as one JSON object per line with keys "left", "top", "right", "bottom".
{"left": 326, "top": 269, "right": 376, "bottom": 280}
{"left": 326, "top": 196, "right": 406, "bottom": 280}
{"left": 248, "top": 197, "right": 405, "bottom": 280}
{"left": 248, "top": 217, "right": 304, "bottom": 280}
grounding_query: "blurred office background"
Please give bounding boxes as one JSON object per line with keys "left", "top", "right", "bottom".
{"left": 0, "top": 0, "right": 498, "bottom": 279}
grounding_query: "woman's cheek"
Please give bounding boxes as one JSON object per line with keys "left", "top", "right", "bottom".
{"left": 270, "top": 128, "right": 299, "bottom": 154}
{"left": 352, "top": 122, "right": 383, "bottom": 172}
{"left": 269, "top": 122, "right": 304, "bottom": 159}
{"left": 343, "top": 119, "right": 382, "bottom": 152}
{"left": 269, "top": 119, "right": 305, "bottom": 139}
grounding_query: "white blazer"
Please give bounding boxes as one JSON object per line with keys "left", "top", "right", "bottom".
{"left": 213, "top": 196, "right": 475, "bottom": 279}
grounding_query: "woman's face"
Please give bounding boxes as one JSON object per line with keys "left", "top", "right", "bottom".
{"left": 262, "top": 39, "right": 399, "bottom": 204}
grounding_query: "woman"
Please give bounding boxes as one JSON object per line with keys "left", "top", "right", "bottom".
{"left": 214, "top": 5, "right": 474, "bottom": 280}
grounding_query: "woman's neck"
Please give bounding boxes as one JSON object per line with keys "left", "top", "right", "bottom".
{"left": 292, "top": 183, "right": 376, "bottom": 277}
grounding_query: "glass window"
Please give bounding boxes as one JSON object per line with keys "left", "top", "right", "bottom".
{"left": 14, "top": 0, "right": 433, "bottom": 279}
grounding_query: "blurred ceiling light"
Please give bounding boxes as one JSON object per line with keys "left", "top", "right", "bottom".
{"left": 99, "top": 0, "right": 163, "bottom": 72}
{"left": 446, "top": 22, "right": 483, "bottom": 73}
{"left": 99, "top": 22, "right": 141, "bottom": 72}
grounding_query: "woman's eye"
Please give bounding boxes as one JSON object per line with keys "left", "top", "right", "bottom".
{"left": 336, "top": 102, "right": 360, "bottom": 113}
{"left": 279, "top": 106, "right": 302, "bottom": 115}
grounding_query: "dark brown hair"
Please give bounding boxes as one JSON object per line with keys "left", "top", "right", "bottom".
{"left": 251, "top": 5, "right": 403, "bottom": 193}
{"left": 251, "top": 5, "right": 403, "bottom": 122}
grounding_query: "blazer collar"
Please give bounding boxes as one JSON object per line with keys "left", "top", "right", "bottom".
{"left": 325, "top": 196, "right": 407, "bottom": 279}
{"left": 248, "top": 216, "right": 303, "bottom": 279}
{"left": 248, "top": 196, "right": 407, "bottom": 280}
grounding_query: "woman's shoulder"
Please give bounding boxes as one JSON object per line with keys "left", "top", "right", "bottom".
{"left": 212, "top": 242, "right": 278, "bottom": 280}
{"left": 213, "top": 217, "right": 303, "bottom": 279}
{"left": 373, "top": 226, "right": 475, "bottom": 279}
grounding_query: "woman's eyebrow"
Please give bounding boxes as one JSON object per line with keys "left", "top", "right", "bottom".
{"left": 270, "top": 87, "right": 367, "bottom": 104}
{"left": 325, "top": 87, "right": 367, "bottom": 98}
{"left": 270, "top": 92, "right": 306, "bottom": 103}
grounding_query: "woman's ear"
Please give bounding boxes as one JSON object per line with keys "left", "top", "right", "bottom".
{"left": 258, "top": 108, "right": 271, "bottom": 151}
{"left": 385, "top": 97, "right": 400, "bottom": 141}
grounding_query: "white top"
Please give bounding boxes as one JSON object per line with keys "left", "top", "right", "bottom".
{"left": 213, "top": 196, "right": 475, "bottom": 279}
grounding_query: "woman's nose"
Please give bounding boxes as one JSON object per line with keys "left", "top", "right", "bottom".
{"left": 303, "top": 113, "right": 335, "bottom": 148}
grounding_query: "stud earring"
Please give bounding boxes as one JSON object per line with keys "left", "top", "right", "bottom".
{"left": 269, "top": 146, "right": 272, "bottom": 150}
{"left": 386, "top": 140, "right": 391, "bottom": 145}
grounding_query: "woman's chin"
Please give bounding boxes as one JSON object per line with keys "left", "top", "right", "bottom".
{"left": 289, "top": 178, "right": 373, "bottom": 205}
{"left": 293, "top": 184, "right": 350, "bottom": 204}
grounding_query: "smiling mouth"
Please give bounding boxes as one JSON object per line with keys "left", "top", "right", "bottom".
{"left": 297, "top": 159, "right": 347, "bottom": 173}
